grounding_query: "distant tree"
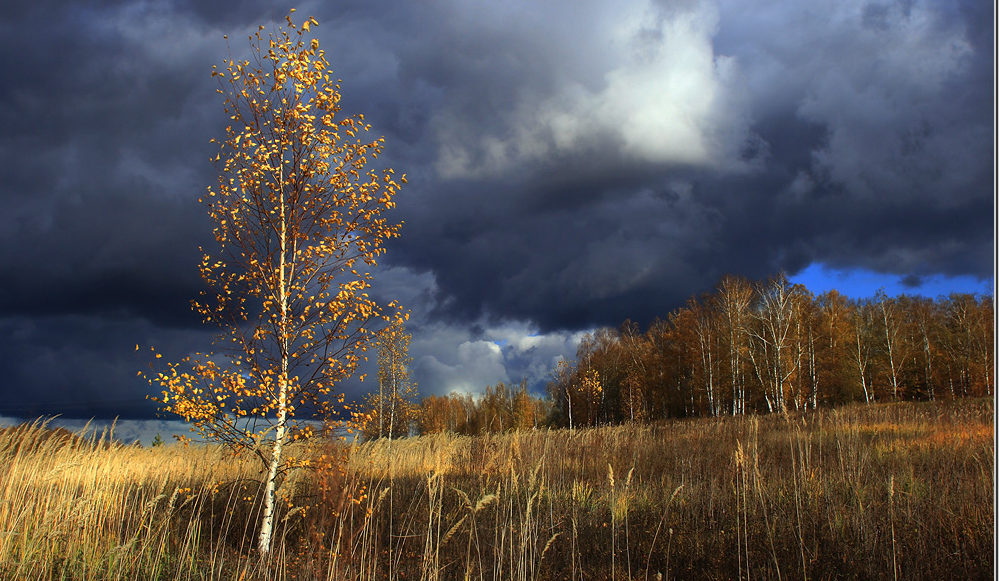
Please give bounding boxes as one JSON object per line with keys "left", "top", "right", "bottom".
{"left": 481, "top": 382, "right": 515, "bottom": 433}
{"left": 418, "top": 395, "right": 452, "bottom": 434}
{"left": 645, "top": 316, "right": 687, "bottom": 418}
{"left": 850, "top": 299, "right": 879, "bottom": 403}
{"left": 971, "top": 294, "right": 994, "bottom": 396}
{"left": 577, "top": 328, "right": 627, "bottom": 422}
{"left": 816, "top": 290, "right": 856, "bottom": 404}
{"left": 905, "top": 296, "right": 942, "bottom": 400}
{"left": 788, "top": 284, "right": 818, "bottom": 410}
{"left": 151, "top": 433, "right": 164, "bottom": 447}
{"left": 716, "top": 276, "right": 754, "bottom": 415}
{"left": 875, "top": 290, "right": 914, "bottom": 400}
{"left": 747, "top": 274, "right": 797, "bottom": 413}
{"left": 688, "top": 297, "right": 723, "bottom": 416}
{"left": 511, "top": 379, "right": 547, "bottom": 430}
{"left": 148, "top": 12, "right": 405, "bottom": 558}
{"left": 361, "top": 320, "right": 417, "bottom": 439}
{"left": 548, "top": 359, "right": 575, "bottom": 430}
{"left": 418, "top": 393, "right": 469, "bottom": 435}
{"left": 619, "top": 321, "right": 651, "bottom": 422}
{"left": 942, "top": 293, "right": 994, "bottom": 397}
{"left": 578, "top": 368, "right": 604, "bottom": 427}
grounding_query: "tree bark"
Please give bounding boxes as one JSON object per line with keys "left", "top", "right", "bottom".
{"left": 258, "top": 158, "right": 290, "bottom": 558}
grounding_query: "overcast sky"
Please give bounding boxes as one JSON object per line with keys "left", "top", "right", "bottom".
{"left": 0, "top": 0, "right": 993, "bottom": 437}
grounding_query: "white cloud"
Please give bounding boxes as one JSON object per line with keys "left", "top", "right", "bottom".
{"left": 368, "top": 265, "right": 592, "bottom": 397}
{"left": 434, "top": 0, "right": 752, "bottom": 178}
{"left": 490, "top": 323, "right": 590, "bottom": 390}
{"left": 413, "top": 339, "right": 507, "bottom": 395}
{"left": 547, "top": 4, "right": 730, "bottom": 163}
{"left": 409, "top": 316, "right": 589, "bottom": 397}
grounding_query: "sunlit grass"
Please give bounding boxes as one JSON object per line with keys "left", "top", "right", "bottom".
{"left": 0, "top": 399, "right": 992, "bottom": 580}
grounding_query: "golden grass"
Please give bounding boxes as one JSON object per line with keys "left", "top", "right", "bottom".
{"left": 0, "top": 419, "right": 264, "bottom": 580}
{"left": 1, "top": 399, "right": 992, "bottom": 580}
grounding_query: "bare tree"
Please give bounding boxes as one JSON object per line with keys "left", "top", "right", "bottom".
{"left": 747, "top": 274, "right": 797, "bottom": 413}
{"left": 876, "top": 290, "right": 913, "bottom": 400}
{"left": 850, "top": 299, "right": 877, "bottom": 403}
{"left": 716, "top": 276, "right": 754, "bottom": 415}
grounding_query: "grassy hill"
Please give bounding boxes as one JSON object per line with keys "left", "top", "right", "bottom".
{"left": 0, "top": 399, "right": 992, "bottom": 579}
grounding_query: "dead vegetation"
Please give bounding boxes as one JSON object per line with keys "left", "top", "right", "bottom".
{"left": 0, "top": 399, "right": 992, "bottom": 580}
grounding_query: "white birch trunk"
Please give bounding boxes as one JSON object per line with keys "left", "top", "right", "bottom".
{"left": 258, "top": 398, "right": 287, "bottom": 556}
{"left": 854, "top": 326, "right": 871, "bottom": 404}
{"left": 258, "top": 160, "right": 289, "bottom": 558}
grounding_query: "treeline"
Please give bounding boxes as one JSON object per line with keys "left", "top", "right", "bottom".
{"left": 547, "top": 274, "right": 993, "bottom": 427}
{"left": 418, "top": 380, "right": 550, "bottom": 435}
{"left": 408, "top": 273, "right": 992, "bottom": 436}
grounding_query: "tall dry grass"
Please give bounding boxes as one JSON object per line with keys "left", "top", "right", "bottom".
{"left": 0, "top": 399, "right": 992, "bottom": 580}
{"left": 0, "top": 419, "right": 266, "bottom": 580}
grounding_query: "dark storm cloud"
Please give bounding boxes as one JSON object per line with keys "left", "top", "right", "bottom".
{"left": 0, "top": 0, "right": 268, "bottom": 418}
{"left": 0, "top": 314, "right": 210, "bottom": 418}
{"left": 371, "top": 0, "right": 993, "bottom": 330}
{"left": 0, "top": 1, "right": 228, "bottom": 322}
{"left": 0, "top": 0, "right": 991, "bottom": 419}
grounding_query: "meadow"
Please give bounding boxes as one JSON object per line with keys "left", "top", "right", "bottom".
{"left": 0, "top": 399, "right": 992, "bottom": 580}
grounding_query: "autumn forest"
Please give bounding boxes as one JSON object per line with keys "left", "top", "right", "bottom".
{"left": 415, "top": 274, "right": 994, "bottom": 435}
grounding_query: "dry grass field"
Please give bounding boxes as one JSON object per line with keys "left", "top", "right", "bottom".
{"left": 0, "top": 399, "right": 992, "bottom": 580}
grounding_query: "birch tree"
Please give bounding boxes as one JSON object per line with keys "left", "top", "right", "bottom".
{"left": 367, "top": 319, "right": 417, "bottom": 439}
{"left": 548, "top": 359, "right": 575, "bottom": 430}
{"left": 148, "top": 12, "right": 404, "bottom": 558}
{"left": 619, "top": 321, "right": 651, "bottom": 422}
{"left": 850, "top": 299, "right": 877, "bottom": 403}
{"left": 747, "top": 274, "right": 797, "bottom": 413}
{"left": 790, "top": 286, "right": 819, "bottom": 410}
{"left": 907, "top": 296, "right": 941, "bottom": 400}
{"left": 943, "top": 293, "right": 994, "bottom": 397}
{"left": 876, "top": 290, "right": 912, "bottom": 400}
{"left": 689, "top": 297, "right": 721, "bottom": 416}
{"left": 716, "top": 275, "right": 753, "bottom": 415}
